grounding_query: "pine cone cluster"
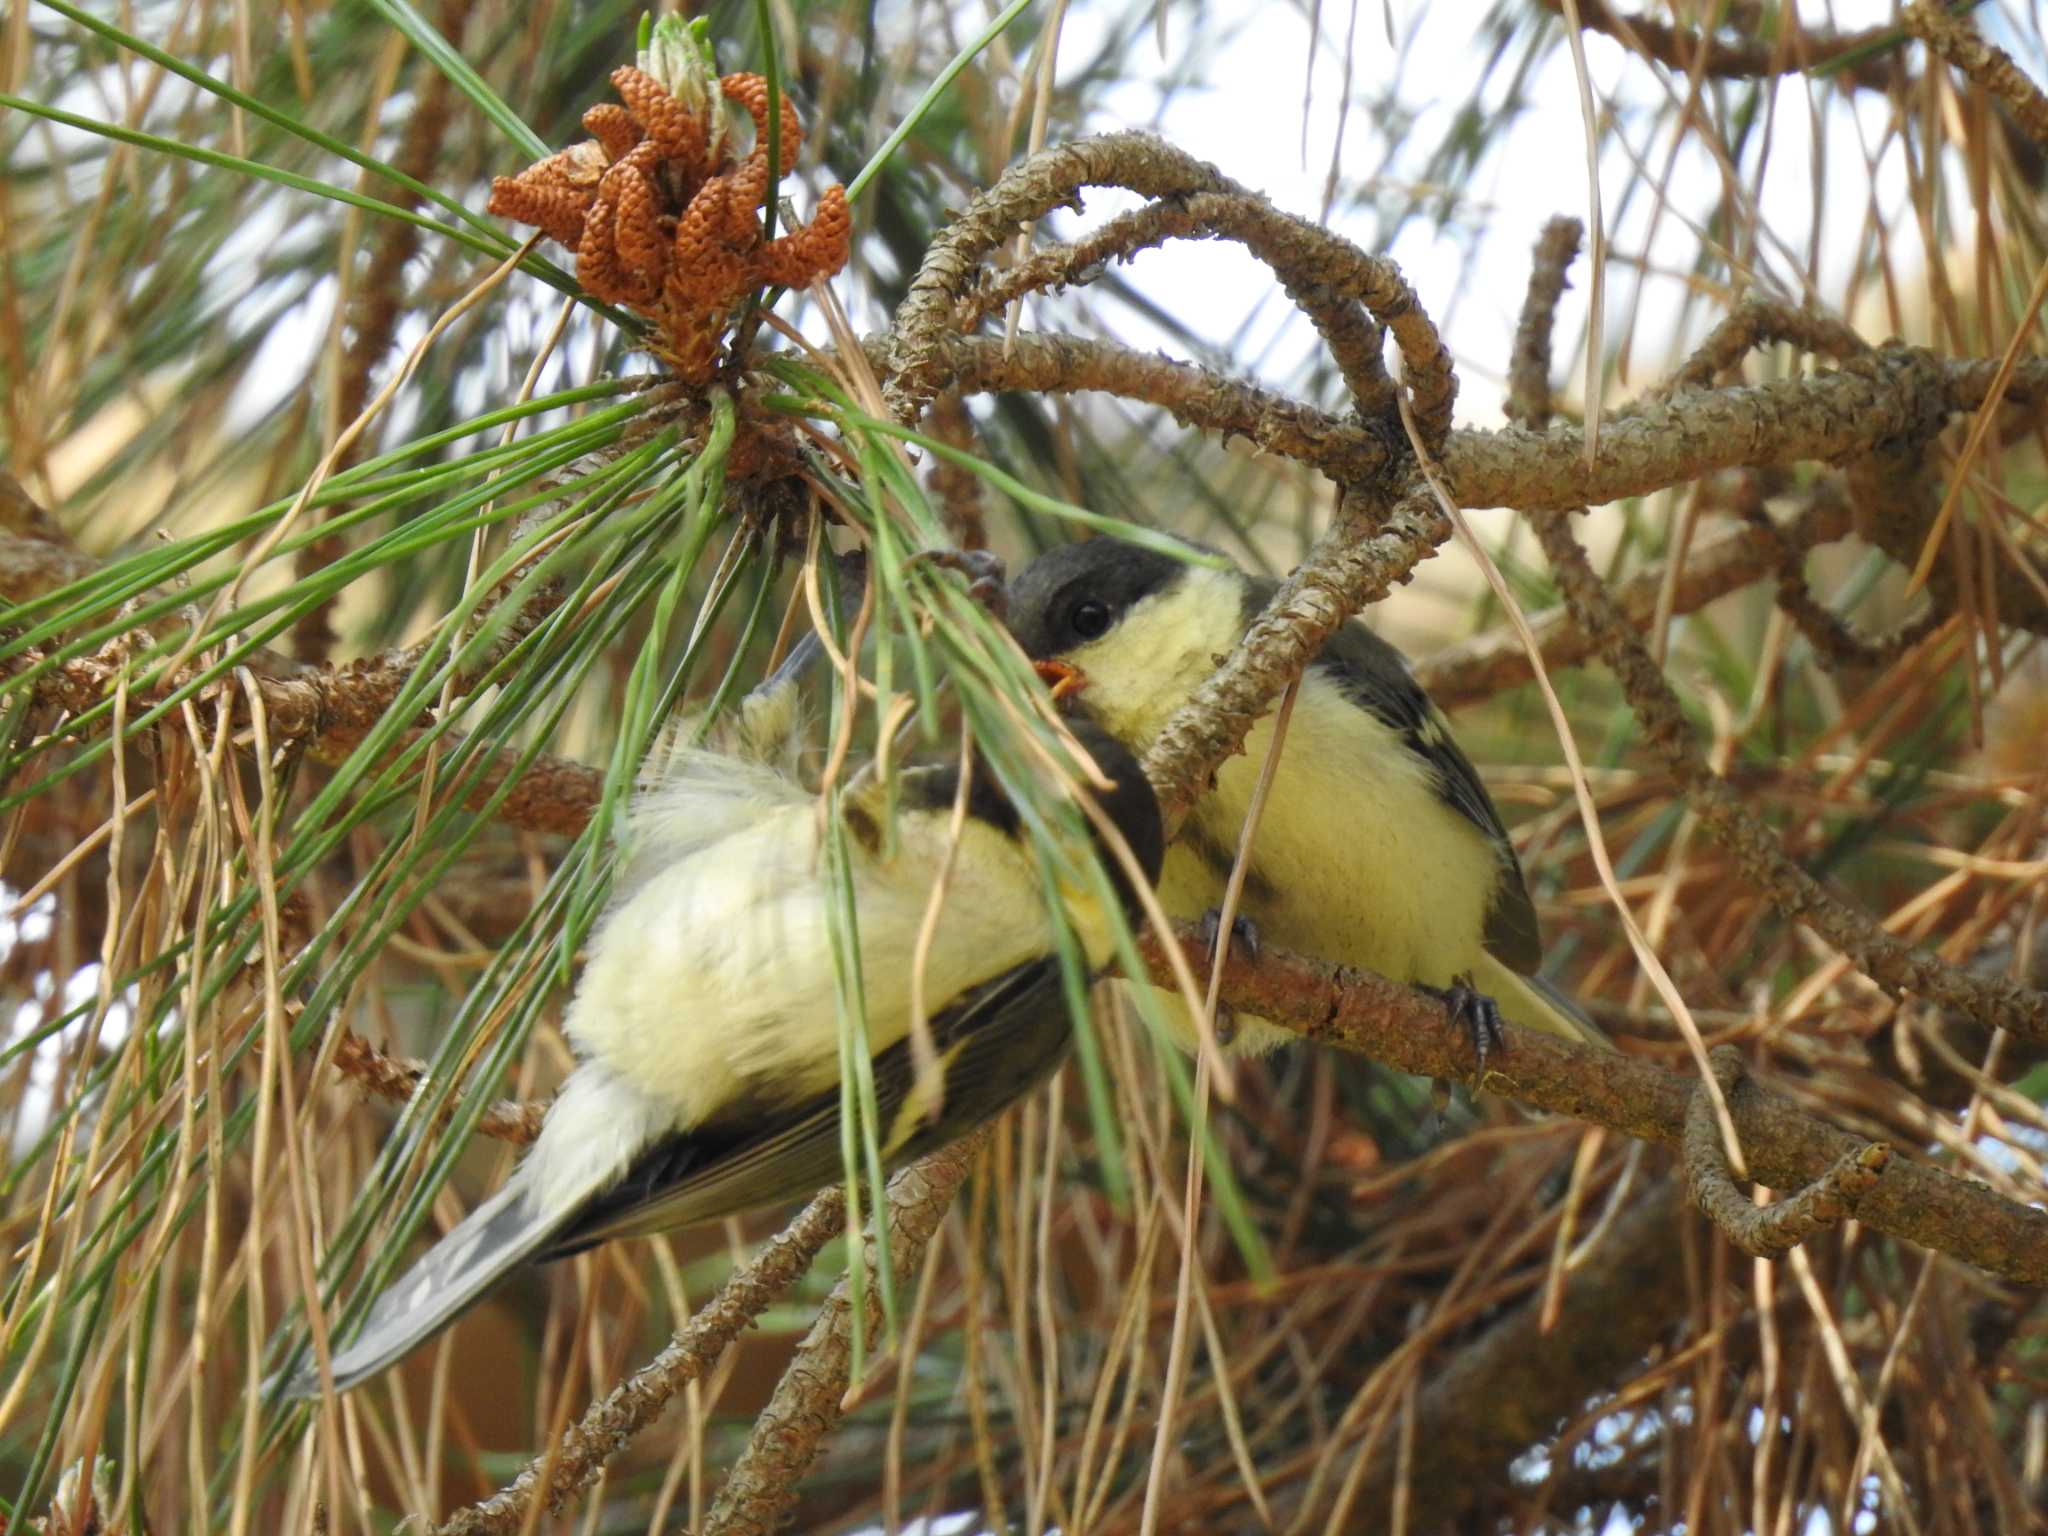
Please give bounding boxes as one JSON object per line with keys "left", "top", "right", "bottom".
{"left": 489, "top": 65, "right": 850, "bottom": 382}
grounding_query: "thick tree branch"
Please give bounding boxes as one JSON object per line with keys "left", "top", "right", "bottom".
{"left": 1135, "top": 924, "right": 2048, "bottom": 1286}
{"left": 1451, "top": 343, "right": 1953, "bottom": 510}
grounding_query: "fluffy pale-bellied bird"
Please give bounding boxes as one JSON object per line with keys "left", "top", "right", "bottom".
{"left": 1006, "top": 535, "right": 1610, "bottom": 1058}
{"left": 283, "top": 632, "right": 1165, "bottom": 1396}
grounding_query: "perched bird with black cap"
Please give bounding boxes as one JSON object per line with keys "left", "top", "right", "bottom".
{"left": 280, "top": 628, "right": 1165, "bottom": 1396}
{"left": 1007, "top": 534, "right": 1610, "bottom": 1058}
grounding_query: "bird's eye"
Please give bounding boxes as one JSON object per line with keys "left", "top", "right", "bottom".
{"left": 1069, "top": 599, "right": 1112, "bottom": 640}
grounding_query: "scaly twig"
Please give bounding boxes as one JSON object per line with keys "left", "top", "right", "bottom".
{"left": 1906, "top": 0, "right": 2048, "bottom": 146}
{"left": 885, "top": 132, "right": 1449, "bottom": 445}
{"left": 329, "top": 1031, "right": 544, "bottom": 1144}
{"left": 433, "top": 1186, "right": 849, "bottom": 1536}
{"left": 703, "top": 1129, "right": 987, "bottom": 1536}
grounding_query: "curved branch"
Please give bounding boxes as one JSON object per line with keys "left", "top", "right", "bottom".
{"left": 1660, "top": 295, "right": 1874, "bottom": 396}
{"left": 956, "top": 193, "right": 1399, "bottom": 423}
{"left": 1685, "top": 1046, "right": 1890, "bottom": 1258}
{"left": 885, "top": 132, "right": 1450, "bottom": 445}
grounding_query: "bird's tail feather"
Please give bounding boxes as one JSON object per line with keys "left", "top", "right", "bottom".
{"left": 1469, "top": 955, "right": 1614, "bottom": 1051}
{"left": 277, "top": 1174, "right": 573, "bottom": 1398}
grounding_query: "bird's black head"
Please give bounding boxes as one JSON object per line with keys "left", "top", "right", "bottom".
{"left": 1062, "top": 719, "right": 1166, "bottom": 907}
{"left": 1006, "top": 537, "right": 1205, "bottom": 661}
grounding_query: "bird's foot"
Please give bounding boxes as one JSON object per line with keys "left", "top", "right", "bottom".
{"left": 910, "top": 547, "right": 1007, "bottom": 620}
{"left": 1429, "top": 973, "right": 1507, "bottom": 1079}
{"left": 1193, "top": 909, "right": 1259, "bottom": 1050}
{"left": 1197, "top": 906, "right": 1260, "bottom": 963}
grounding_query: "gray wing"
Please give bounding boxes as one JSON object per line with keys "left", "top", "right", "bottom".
{"left": 1250, "top": 578, "right": 1543, "bottom": 975}
{"left": 275, "top": 1176, "right": 577, "bottom": 1398}
{"left": 545, "top": 956, "right": 1075, "bottom": 1256}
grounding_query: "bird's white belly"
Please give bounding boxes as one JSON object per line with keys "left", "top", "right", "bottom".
{"left": 564, "top": 809, "right": 1071, "bottom": 1130}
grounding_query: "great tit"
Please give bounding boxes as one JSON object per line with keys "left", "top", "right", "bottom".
{"left": 282, "top": 633, "right": 1164, "bottom": 1396}
{"left": 1007, "top": 535, "right": 1609, "bottom": 1057}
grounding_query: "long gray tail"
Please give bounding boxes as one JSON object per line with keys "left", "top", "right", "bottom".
{"left": 276, "top": 1175, "right": 571, "bottom": 1398}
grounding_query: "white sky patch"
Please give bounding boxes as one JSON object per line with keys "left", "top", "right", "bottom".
{"left": 4, "top": 889, "right": 139, "bottom": 1159}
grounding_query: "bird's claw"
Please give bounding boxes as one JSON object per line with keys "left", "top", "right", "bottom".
{"left": 910, "top": 547, "right": 1008, "bottom": 620}
{"left": 1197, "top": 907, "right": 1260, "bottom": 963}
{"left": 1431, "top": 973, "right": 1507, "bottom": 1079}
{"left": 1189, "top": 910, "right": 1259, "bottom": 1051}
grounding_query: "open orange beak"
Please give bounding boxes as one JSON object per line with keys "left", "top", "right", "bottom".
{"left": 1033, "top": 658, "right": 1089, "bottom": 701}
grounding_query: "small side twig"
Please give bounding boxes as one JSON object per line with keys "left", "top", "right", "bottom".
{"left": 1905, "top": 0, "right": 2048, "bottom": 146}
{"left": 1529, "top": 498, "right": 2048, "bottom": 1040}
{"left": 703, "top": 1129, "right": 987, "bottom": 1536}
{"left": 1685, "top": 1046, "right": 1891, "bottom": 1258}
{"left": 1418, "top": 476, "right": 1855, "bottom": 708}
{"left": 433, "top": 1187, "right": 848, "bottom": 1536}
{"left": 1505, "top": 216, "right": 1583, "bottom": 427}
{"left": 329, "top": 1031, "right": 544, "bottom": 1144}
{"left": 1660, "top": 295, "right": 1873, "bottom": 398}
